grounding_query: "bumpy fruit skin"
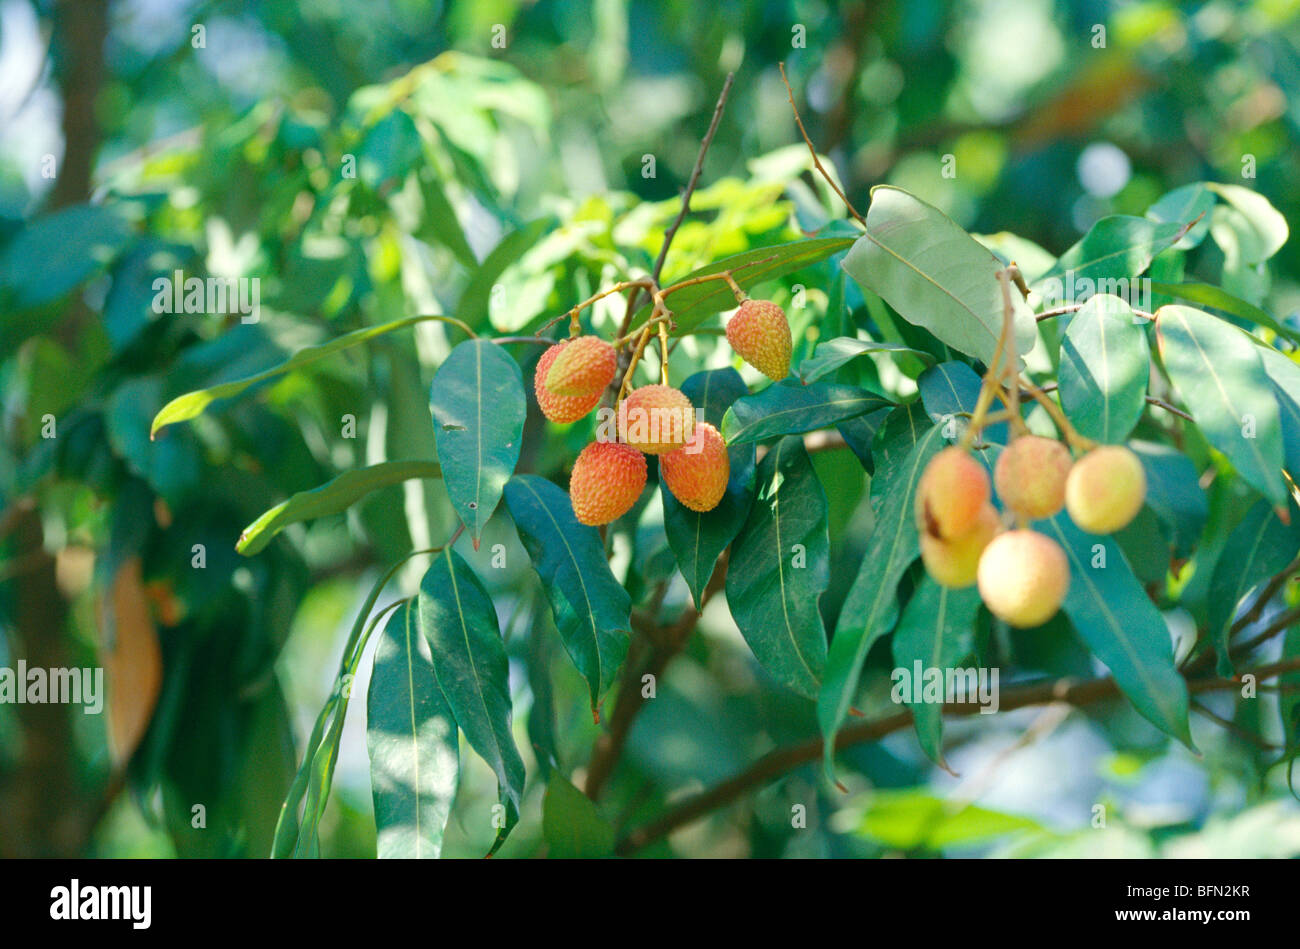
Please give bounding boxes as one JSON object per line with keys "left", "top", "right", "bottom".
{"left": 1065, "top": 445, "right": 1146, "bottom": 534}
{"left": 921, "top": 503, "right": 1001, "bottom": 588}
{"left": 995, "top": 435, "right": 1072, "bottom": 520}
{"left": 569, "top": 441, "right": 647, "bottom": 526}
{"left": 726, "top": 299, "right": 792, "bottom": 381}
{"left": 977, "top": 529, "right": 1070, "bottom": 627}
{"left": 535, "top": 343, "right": 603, "bottom": 424}
{"left": 545, "top": 335, "right": 617, "bottom": 396}
{"left": 619, "top": 385, "right": 696, "bottom": 454}
{"left": 660, "top": 422, "right": 730, "bottom": 512}
{"left": 915, "top": 447, "right": 991, "bottom": 540}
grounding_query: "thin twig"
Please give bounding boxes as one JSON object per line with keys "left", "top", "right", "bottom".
{"left": 778, "top": 62, "right": 865, "bottom": 226}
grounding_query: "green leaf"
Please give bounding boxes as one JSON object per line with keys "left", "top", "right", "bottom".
{"left": 662, "top": 368, "right": 756, "bottom": 605}
{"left": 417, "top": 547, "right": 525, "bottom": 857}
{"left": 366, "top": 602, "right": 459, "bottom": 859}
{"left": 1130, "top": 441, "right": 1207, "bottom": 558}
{"left": 503, "top": 475, "right": 631, "bottom": 709}
{"left": 842, "top": 185, "right": 1037, "bottom": 366}
{"left": 841, "top": 788, "right": 1041, "bottom": 850}
{"left": 237, "top": 460, "right": 442, "bottom": 555}
{"left": 1155, "top": 305, "right": 1287, "bottom": 505}
{"left": 1206, "top": 183, "right": 1288, "bottom": 263}
{"left": 358, "top": 109, "right": 423, "bottom": 189}
{"left": 429, "top": 339, "right": 525, "bottom": 544}
{"left": 836, "top": 407, "right": 893, "bottom": 473}
{"left": 418, "top": 163, "right": 478, "bottom": 270}
{"left": 1207, "top": 500, "right": 1300, "bottom": 676}
{"left": 891, "top": 579, "right": 981, "bottom": 770}
{"left": 724, "top": 436, "right": 829, "bottom": 698}
{"left": 819, "top": 418, "right": 946, "bottom": 775}
{"left": 541, "top": 769, "right": 615, "bottom": 858}
{"left": 1058, "top": 294, "right": 1150, "bottom": 444}
{"left": 798, "top": 336, "right": 936, "bottom": 382}
{"left": 151, "top": 314, "right": 469, "bottom": 436}
{"left": 1258, "top": 346, "right": 1300, "bottom": 479}
{"left": 1146, "top": 183, "right": 1215, "bottom": 249}
{"left": 0, "top": 204, "right": 132, "bottom": 311}
{"left": 1042, "top": 515, "right": 1195, "bottom": 747}
{"left": 721, "top": 381, "right": 891, "bottom": 446}
{"left": 917, "top": 360, "right": 1009, "bottom": 451}
{"left": 1147, "top": 281, "right": 1300, "bottom": 345}
{"left": 455, "top": 216, "right": 558, "bottom": 330}
{"left": 628, "top": 237, "right": 857, "bottom": 336}
{"left": 1037, "top": 215, "right": 1187, "bottom": 293}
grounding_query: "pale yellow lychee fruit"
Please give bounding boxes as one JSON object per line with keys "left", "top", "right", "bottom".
{"left": 1065, "top": 445, "right": 1146, "bottom": 534}
{"left": 995, "top": 435, "right": 1072, "bottom": 520}
{"left": 977, "top": 529, "right": 1070, "bottom": 628}
{"left": 915, "top": 446, "right": 991, "bottom": 540}
{"left": 921, "top": 503, "right": 1001, "bottom": 588}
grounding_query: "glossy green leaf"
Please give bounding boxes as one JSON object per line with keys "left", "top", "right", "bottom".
{"left": 455, "top": 216, "right": 556, "bottom": 330}
{"left": 1058, "top": 294, "right": 1149, "bottom": 443}
{"left": 429, "top": 340, "right": 525, "bottom": 544}
{"left": 628, "top": 237, "right": 857, "bottom": 336}
{"left": 1206, "top": 183, "right": 1288, "bottom": 263}
{"left": 721, "top": 381, "right": 892, "bottom": 446}
{"left": 542, "top": 769, "right": 615, "bottom": 858}
{"left": 237, "top": 460, "right": 442, "bottom": 555}
{"left": 503, "top": 475, "right": 632, "bottom": 708}
{"left": 842, "top": 186, "right": 1037, "bottom": 366}
{"left": 1146, "top": 183, "right": 1215, "bottom": 249}
{"left": 366, "top": 602, "right": 459, "bottom": 859}
{"left": 1130, "top": 441, "right": 1207, "bottom": 558}
{"left": 836, "top": 406, "right": 893, "bottom": 473}
{"left": 151, "top": 314, "right": 469, "bottom": 436}
{"left": 1259, "top": 346, "right": 1300, "bottom": 479}
{"left": 417, "top": 548, "right": 525, "bottom": 856}
{"left": 819, "top": 418, "right": 946, "bottom": 775}
{"left": 662, "top": 368, "right": 756, "bottom": 605}
{"left": 1207, "top": 500, "right": 1300, "bottom": 675}
{"left": 1037, "top": 215, "right": 1187, "bottom": 293}
{"left": 1147, "top": 281, "right": 1300, "bottom": 345}
{"left": 917, "top": 360, "right": 1009, "bottom": 451}
{"left": 1042, "top": 515, "right": 1195, "bottom": 747}
{"left": 724, "top": 436, "right": 829, "bottom": 698}
{"left": 891, "top": 579, "right": 982, "bottom": 770}
{"left": 798, "top": 336, "right": 936, "bottom": 383}
{"left": 1155, "top": 305, "right": 1287, "bottom": 505}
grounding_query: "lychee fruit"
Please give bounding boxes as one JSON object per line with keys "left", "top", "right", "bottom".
{"left": 535, "top": 342, "right": 603, "bottom": 424}
{"left": 619, "top": 384, "right": 696, "bottom": 454}
{"left": 660, "top": 422, "right": 730, "bottom": 513}
{"left": 569, "top": 441, "right": 647, "bottom": 526}
{"left": 915, "top": 446, "right": 991, "bottom": 540}
{"left": 995, "top": 435, "right": 1072, "bottom": 520}
{"left": 1065, "top": 445, "right": 1146, "bottom": 534}
{"left": 976, "top": 529, "right": 1070, "bottom": 628}
{"left": 921, "top": 503, "right": 1001, "bottom": 588}
{"left": 726, "top": 299, "right": 792, "bottom": 381}
{"left": 545, "top": 335, "right": 617, "bottom": 397}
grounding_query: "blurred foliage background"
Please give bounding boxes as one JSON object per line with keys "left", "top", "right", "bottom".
{"left": 4, "top": 0, "right": 1300, "bottom": 858}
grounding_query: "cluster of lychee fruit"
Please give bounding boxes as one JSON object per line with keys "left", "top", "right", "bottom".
{"left": 533, "top": 298, "right": 792, "bottom": 526}
{"left": 916, "top": 435, "right": 1147, "bottom": 627}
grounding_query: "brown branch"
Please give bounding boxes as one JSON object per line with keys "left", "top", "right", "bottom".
{"left": 607, "top": 73, "right": 734, "bottom": 405}
{"left": 584, "top": 555, "right": 729, "bottom": 800}
{"left": 614, "top": 657, "right": 1300, "bottom": 856}
{"left": 778, "top": 62, "right": 865, "bottom": 226}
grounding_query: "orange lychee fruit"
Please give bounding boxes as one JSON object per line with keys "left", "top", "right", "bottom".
{"left": 619, "top": 384, "right": 696, "bottom": 454}
{"left": 569, "top": 441, "right": 647, "bottom": 526}
{"left": 977, "top": 529, "right": 1070, "bottom": 628}
{"left": 915, "top": 446, "right": 991, "bottom": 540}
{"left": 545, "top": 335, "right": 617, "bottom": 397}
{"left": 726, "top": 299, "right": 792, "bottom": 381}
{"left": 660, "top": 422, "right": 730, "bottom": 512}
{"left": 995, "top": 435, "right": 1072, "bottom": 521}
{"left": 1065, "top": 445, "right": 1146, "bottom": 534}
{"left": 920, "top": 503, "right": 1001, "bottom": 588}
{"left": 535, "top": 342, "right": 603, "bottom": 424}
